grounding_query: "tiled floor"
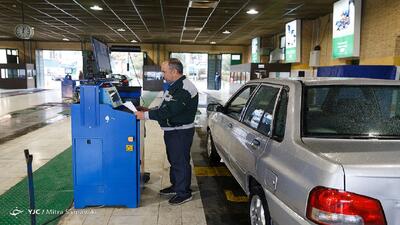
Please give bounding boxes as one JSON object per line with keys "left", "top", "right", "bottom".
{"left": 0, "top": 117, "right": 72, "bottom": 195}
{"left": 0, "top": 89, "right": 61, "bottom": 116}
{"left": 57, "top": 95, "right": 207, "bottom": 225}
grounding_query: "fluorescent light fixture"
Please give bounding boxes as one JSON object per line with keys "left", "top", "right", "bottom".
{"left": 90, "top": 5, "right": 103, "bottom": 11}
{"left": 130, "top": 39, "right": 137, "bottom": 43}
{"left": 222, "top": 30, "right": 231, "bottom": 34}
{"left": 62, "top": 38, "right": 70, "bottom": 41}
{"left": 184, "top": 27, "right": 203, "bottom": 31}
{"left": 246, "top": 9, "right": 259, "bottom": 14}
{"left": 117, "top": 28, "right": 126, "bottom": 32}
{"left": 210, "top": 41, "right": 216, "bottom": 44}
{"left": 189, "top": 0, "right": 218, "bottom": 9}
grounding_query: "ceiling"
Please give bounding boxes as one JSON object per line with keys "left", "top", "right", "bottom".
{"left": 0, "top": 0, "right": 336, "bottom": 45}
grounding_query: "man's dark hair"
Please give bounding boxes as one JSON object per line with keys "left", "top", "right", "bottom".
{"left": 168, "top": 58, "right": 183, "bottom": 74}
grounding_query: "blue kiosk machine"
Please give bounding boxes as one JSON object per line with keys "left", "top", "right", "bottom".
{"left": 71, "top": 83, "right": 142, "bottom": 208}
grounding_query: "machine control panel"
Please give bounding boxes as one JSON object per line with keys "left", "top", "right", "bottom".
{"left": 100, "top": 86, "right": 123, "bottom": 108}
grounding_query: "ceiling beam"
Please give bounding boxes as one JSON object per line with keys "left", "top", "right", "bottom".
{"left": 101, "top": 0, "right": 141, "bottom": 42}
{"left": 44, "top": 0, "right": 90, "bottom": 27}
{"left": 16, "top": 0, "right": 85, "bottom": 34}
{"left": 0, "top": 3, "right": 81, "bottom": 40}
{"left": 206, "top": 0, "right": 251, "bottom": 43}
{"left": 72, "top": 0, "right": 128, "bottom": 42}
{"left": 220, "top": 1, "right": 281, "bottom": 42}
{"left": 160, "top": 0, "right": 166, "bottom": 32}
{"left": 129, "top": 0, "right": 150, "bottom": 33}
{"left": 179, "top": 2, "right": 190, "bottom": 43}
{"left": 193, "top": 0, "right": 220, "bottom": 42}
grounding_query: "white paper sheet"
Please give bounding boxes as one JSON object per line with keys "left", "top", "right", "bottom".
{"left": 123, "top": 101, "right": 137, "bottom": 112}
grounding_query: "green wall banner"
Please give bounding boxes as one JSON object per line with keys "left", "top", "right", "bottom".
{"left": 285, "top": 20, "right": 301, "bottom": 63}
{"left": 332, "top": 0, "right": 362, "bottom": 59}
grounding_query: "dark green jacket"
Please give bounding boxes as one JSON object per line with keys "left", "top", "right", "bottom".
{"left": 148, "top": 76, "right": 198, "bottom": 128}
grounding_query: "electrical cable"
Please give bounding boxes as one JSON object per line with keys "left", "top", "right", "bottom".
{"left": 40, "top": 198, "right": 74, "bottom": 225}
{"left": 128, "top": 52, "right": 146, "bottom": 106}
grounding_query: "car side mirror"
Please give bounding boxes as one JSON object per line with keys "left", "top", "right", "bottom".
{"left": 207, "top": 103, "right": 224, "bottom": 113}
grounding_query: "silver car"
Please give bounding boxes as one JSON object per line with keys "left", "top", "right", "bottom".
{"left": 207, "top": 78, "right": 400, "bottom": 225}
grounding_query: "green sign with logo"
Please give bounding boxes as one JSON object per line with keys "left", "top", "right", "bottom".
{"left": 285, "top": 47, "right": 297, "bottom": 62}
{"left": 332, "top": 0, "right": 361, "bottom": 59}
{"left": 285, "top": 20, "right": 301, "bottom": 63}
{"left": 333, "top": 34, "right": 354, "bottom": 58}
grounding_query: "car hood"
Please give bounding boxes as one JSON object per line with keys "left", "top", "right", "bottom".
{"left": 301, "top": 138, "right": 400, "bottom": 167}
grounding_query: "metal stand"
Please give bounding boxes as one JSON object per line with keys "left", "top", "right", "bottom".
{"left": 24, "top": 149, "right": 36, "bottom": 225}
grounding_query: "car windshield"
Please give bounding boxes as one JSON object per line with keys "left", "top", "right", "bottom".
{"left": 303, "top": 85, "right": 400, "bottom": 139}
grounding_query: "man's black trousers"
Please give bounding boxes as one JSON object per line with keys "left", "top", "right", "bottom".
{"left": 163, "top": 127, "right": 195, "bottom": 197}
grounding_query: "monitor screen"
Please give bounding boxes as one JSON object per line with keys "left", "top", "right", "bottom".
{"left": 108, "top": 89, "right": 121, "bottom": 103}
{"left": 92, "top": 37, "right": 112, "bottom": 74}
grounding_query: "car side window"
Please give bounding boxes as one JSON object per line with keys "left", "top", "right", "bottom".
{"left": 243, "top": 85, "right": 280, "bottom": 134}
{"left": 273, "top": 88, "right": 289, "bottom": 141}
{"left": 226, "top": 85, "right": 257, "bottom": 120}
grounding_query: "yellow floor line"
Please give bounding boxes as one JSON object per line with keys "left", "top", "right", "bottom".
{"left": 224, "top": 190, "right": 249, "bottom": 203}
{"left": 194, "top": 166, "right": 232, "bottom": 177}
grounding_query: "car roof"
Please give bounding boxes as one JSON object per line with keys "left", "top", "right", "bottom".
{"left": 247, "top": 77, "right": 400, "bottom": 86}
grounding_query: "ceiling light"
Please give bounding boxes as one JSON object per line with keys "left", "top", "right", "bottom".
{"left": 117, "top": 28, "right": 126, "bottom": 32}
{"left": 130, "top": 39, "right": 137, "bottom": 43}
{"left": 246, "top": 9, "right": 259, "bottom": 15}
{"left": 90, "top": 5, "right": 103, "bottom": 11}
{"left": 222, "top": 30, "right": 231, "bottom": 34}
{"left": 189, "top": 0, "right": 218, "bottom": 9}
{"left": 210, "top": 41, "right": 216, "bottom": 44}
{"left": 184, "top": 27, "right": 203, "bottom": 31}
{"left": 62, "top": 38, "right": 70, "bottom": 41}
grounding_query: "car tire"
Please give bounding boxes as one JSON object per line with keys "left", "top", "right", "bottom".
{"left": 206, "top": 130, "right": 221, "bottom": 165}
{"left": 249, "top": 185, "right": 272, "bottom": 225}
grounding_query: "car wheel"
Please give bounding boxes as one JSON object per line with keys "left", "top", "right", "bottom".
{"left": 249, "top": 186, "right": 272, "bottom": 225}
{"left": 207, "top": 130, "right": 221, "bottom": 164}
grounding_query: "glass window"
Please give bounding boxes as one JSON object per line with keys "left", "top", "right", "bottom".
{"left": 303, "top": 85, "right": 400, "bottom": 139}
{"left": 0, "top": 49, "right": 6, "bottom": 64}
{"left": 226, "top": 85, "right": 258, "bottom": 120}
{"left": 244, "top": 86, "right": 280, "bottom": 135}
{"left": 273, "top": 88, "right": 289, "bottom": 140}
{"left": 243, "top": 86, "right": 280, "bottom": 133}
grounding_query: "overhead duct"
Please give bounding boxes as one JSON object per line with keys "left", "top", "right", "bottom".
{"left": 189, "top": 0, "right": 218, "bottom": 9}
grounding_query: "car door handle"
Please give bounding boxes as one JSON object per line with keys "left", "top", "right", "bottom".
{"left": 227, "top": 123, "right": 233, "bottom": 128}
{"left": 250, "top": 139, "right": 261, "bottom": 148}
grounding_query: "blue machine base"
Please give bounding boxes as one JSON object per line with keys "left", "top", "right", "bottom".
{"left": 71, "top": 85, "right": 141, "bottom": 208}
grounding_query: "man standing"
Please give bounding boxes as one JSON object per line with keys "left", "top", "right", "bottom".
{"left": 135, "top": 58, "right": 198, "bottom": 205}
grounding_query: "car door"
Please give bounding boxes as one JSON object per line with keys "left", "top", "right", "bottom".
{"left": 252, "top": 86, "right": 289, "bottom": 198}
{"left": 229, "top": 84, "right": 282, "bottom": 189}
{"left": 217, "top": 84, "right": 258, "bottom": 174}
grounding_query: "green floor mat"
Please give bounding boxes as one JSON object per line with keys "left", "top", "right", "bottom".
{"left": 0, "top": 148, "right": 72, "bottom": 225}
{"left": 0, "top": 91, "right": 160, "bottom": 225}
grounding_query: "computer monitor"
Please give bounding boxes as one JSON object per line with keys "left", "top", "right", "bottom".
{"left": 92, "top": 37, "right": 112, "bottom": 74}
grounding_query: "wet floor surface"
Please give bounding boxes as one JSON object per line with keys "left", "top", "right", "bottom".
{"left": 0, "top": 103, "right": 70, "bottom": 144}
{"left": 192, "top": 98, "right": 250, "bottom": 225}
{"left": 0, "top": 89, "right": 47, "bottom": 98}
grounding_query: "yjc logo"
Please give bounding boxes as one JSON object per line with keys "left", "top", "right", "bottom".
{"left": 9, "top": 207, "right": 24, "bottom": 217}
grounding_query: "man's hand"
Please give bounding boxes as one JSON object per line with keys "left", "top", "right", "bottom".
{"left": 135, "top": 111, "right": 145, "bottom": 120}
